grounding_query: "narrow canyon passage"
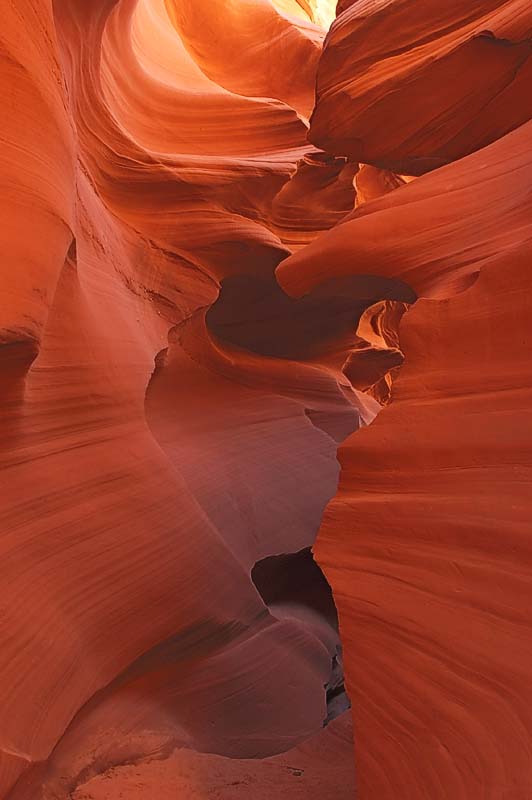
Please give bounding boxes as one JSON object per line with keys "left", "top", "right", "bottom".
{"left": 1, "top": 1, "right": 532, "bottom": 799}
{"left": 251, "top": 547, "right": 351, "bottom": 725}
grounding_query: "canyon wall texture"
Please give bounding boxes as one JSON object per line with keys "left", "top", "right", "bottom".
{"left": 0, "top": 1, "right": 531, "bottom": 798}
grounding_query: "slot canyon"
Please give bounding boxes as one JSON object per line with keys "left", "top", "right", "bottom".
{"left": 0, "top": 1, "right": 531, "bottom": 798}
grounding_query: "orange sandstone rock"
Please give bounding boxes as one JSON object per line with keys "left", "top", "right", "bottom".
{"left": 1, "top": 1, "right": 531, "bottom": 799}
{"left": 311, "top": 0, "right": 532, "bottom": 173}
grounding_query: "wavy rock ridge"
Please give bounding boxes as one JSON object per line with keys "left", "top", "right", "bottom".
{"left": 1, "top": 1, "right": 531, "bottom": 798}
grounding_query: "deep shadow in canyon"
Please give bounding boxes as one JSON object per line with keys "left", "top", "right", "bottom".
{"left": 252, "top": 547, "right": 351, "bottom": 726}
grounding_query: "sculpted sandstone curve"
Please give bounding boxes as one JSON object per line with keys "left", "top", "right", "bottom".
{"left": 1, "top": 0, "right": 531, "bottom": 799}
{"left": 311, "top": 0, "right": 532, "bottom": 173}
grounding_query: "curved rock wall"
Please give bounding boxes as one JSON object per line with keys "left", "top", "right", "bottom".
{"left": 1, "top": 1, "right": 531, "bottom": 798}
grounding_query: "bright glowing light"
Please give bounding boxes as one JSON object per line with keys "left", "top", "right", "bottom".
{"left": 272, "top": 0, "right": 337, "bottom": 30}
{"left": 313, "top": 0, "right": 337, "bottom": 29}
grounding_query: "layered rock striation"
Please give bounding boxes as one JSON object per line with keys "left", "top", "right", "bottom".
{"left": 1, "top": 1, "right": 531, "bottom": 799}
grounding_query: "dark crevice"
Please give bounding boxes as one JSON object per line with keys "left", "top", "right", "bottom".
{"left": 207, "top": 273, "right": 415, "bottom": 360}
{"left": 325, "top": 652, "right": 350, "bottom": 726}
{"left": 251, "top": 547, "right": 351, "bottom": 725}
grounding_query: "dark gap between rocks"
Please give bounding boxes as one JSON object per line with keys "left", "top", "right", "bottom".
{"left": 251, "top": 547, "right": 351, "bottom": 726}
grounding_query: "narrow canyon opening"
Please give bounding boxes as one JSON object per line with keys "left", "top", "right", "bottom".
{"left": 4, "top": 0, "right": 528, "bottom": 797}
{"left": 251, "top": 547, "right": 350, "bottom": 726}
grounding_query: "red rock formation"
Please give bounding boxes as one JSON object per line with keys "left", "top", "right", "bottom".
{"left": 164, "top": 0, "right": 324, "bottom": 119}
{"left": 0, "top": 1, "right": 353, "bottom": 797}
{"left": 72, "top": 713, "right": 355, "bottom": 799}
{"left": 271, "top": 152, "right": 358, "bottom": 249}
{"left": 301, "top": 31, "right": 532, "bottom": 800}
{"left": 1, "top": 0, "right": 531, "bottom": 799}
{"left": 354, "top": 165, "right": 408, "bottom": 208}
{"left": 277, "top": 121, "right": 532, "bottom": 300}
{"left": 311, "top": 0, "right": 532, "bottom": 173}
{"left": 317, "top": 251, "right": 532, "bottom": 799}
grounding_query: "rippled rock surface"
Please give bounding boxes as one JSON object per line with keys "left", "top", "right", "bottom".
{"left": 1, "top": 1, "right": 531, "bottom": 798}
